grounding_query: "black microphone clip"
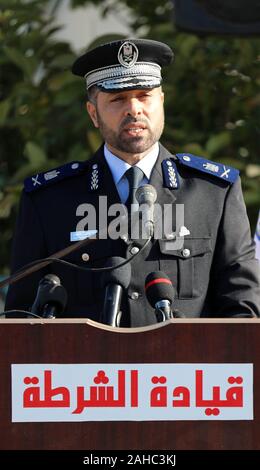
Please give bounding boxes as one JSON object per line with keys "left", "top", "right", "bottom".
{"left": 100, "top": 257, "right": 131, "bottom": 327}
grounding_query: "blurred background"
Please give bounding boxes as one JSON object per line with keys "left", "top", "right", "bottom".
{"left": 1, "top": 0, "right": 260, "bottom": 308}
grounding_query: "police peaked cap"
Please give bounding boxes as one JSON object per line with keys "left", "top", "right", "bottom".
{"left": 71, "top": 38, "right": 174, "bottom": 92}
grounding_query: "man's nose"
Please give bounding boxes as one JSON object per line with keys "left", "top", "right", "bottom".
{"left": 125, "top": 98, "right": 142, "bottom": 117}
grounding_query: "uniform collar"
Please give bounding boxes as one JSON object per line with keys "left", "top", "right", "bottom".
{"left": 104, "top": 143, "right": 159, "bottom": 184}
{"left": 86, "top": 143, "right": 178, "bottom": 206}
{"left": 149, "top": 143, "right": 177, "bottom": 205}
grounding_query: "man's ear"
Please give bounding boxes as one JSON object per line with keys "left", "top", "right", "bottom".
{"left": 86, "top": 101, "right": 99, "bottom": 128}
{"left": 161, "top": 90, "right": 164, "bottom": 104}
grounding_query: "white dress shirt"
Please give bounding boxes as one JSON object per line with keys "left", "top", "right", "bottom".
{"left": 104, "top": 143, "right": 159, "bottom": 203}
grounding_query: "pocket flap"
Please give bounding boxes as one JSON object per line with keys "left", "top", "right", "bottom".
{"left": 64, "top": 238, "right": 114, "bottom": 265}
{"left": 159, "top": 237, "right": 212, "bottom": 258}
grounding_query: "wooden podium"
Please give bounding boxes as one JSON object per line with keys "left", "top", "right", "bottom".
{"left": 0, "top": 318, "right": 259, "bottom": 450}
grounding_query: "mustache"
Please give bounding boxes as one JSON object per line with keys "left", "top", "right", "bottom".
{"left": 119, "top": 117, "right": 149, "bottom": 130}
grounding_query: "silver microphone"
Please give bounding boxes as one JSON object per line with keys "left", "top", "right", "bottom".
{"left": 136, "top": 184, "right": 157, "bottom": 237}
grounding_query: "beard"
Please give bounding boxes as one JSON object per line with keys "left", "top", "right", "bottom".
{"left": 96, "top": 109, "right": 164, "bottom": 155}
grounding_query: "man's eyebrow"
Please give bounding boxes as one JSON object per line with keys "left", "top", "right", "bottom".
{"left": 109, "top": 93, "right": 125, "bottom": 99}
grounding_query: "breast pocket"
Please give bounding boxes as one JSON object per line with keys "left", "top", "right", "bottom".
{"left": 159, "top": 237, "right": 213, "bottom": 299}
{"left": 55, "top": 239, "right": 114, "bottom": 313}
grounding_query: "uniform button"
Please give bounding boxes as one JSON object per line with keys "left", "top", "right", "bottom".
{"left": 71, "top": 163, "right": 79, "bottom": 169}
{"left": 81, "top": 253, "right": 90, "bottom": 262}
{"left": 130, "top": 246, "right": 139, "bottom": 255}
{"left": 183, "top": 155, "right": 191, "bottom": 162}
{"left": 131, "top": 292, "right": 140, "bottom": 300}
{"left": 182, "top": 248, "right": 190, "bottom": 258}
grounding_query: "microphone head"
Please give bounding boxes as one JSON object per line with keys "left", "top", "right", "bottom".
{"left": 135, "top": 184, "right": 157, "bottom": 205}
{"left": 31, "top": 274, "right": 67, "bottom": 315}
{"left": 101, "top": 257, "right": 131, "bottom": 290}
{"left": 145, "top": 271, "right": 175, "bottom": 308}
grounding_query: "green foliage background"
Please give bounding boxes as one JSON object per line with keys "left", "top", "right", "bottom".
{"left": 0, "top": 0, "right": 260, "bottom": 276}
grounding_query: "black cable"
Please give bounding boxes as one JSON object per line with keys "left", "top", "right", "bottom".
{"left": 44, "top": 237, "right": 151, "bottom": 272}
{"left": 0, "top": 310, "right": 42, "bottom": 318}
{"left": 0, "top": 236, "right": 152, "bottom": 289}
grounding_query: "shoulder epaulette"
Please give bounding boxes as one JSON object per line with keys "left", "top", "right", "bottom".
{"left": 176, "top": 153, "right": 239, "bottom": 184}
{"left": 24, "top": 161, "right": 87, "bottom": 193}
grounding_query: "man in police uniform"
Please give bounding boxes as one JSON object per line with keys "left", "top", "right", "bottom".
{"left": 5, "top": 38, "right": 260, "bottom": 324}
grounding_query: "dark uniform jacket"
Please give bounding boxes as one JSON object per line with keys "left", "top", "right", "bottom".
{"left": 5, "top": 144, "right": 260, "bottom": 325}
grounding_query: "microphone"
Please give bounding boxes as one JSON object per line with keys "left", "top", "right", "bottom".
{"left": 145, "top": 271, "right": 175, "bottom": 322}
{"left": 31, "top": 274, "right": 68, "bottom": 318}
{"left": 100, "top": 257, "right": 131, "bottom": 327}
{"left": 136, "top": 184, "right": 157, "bottom": 237}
